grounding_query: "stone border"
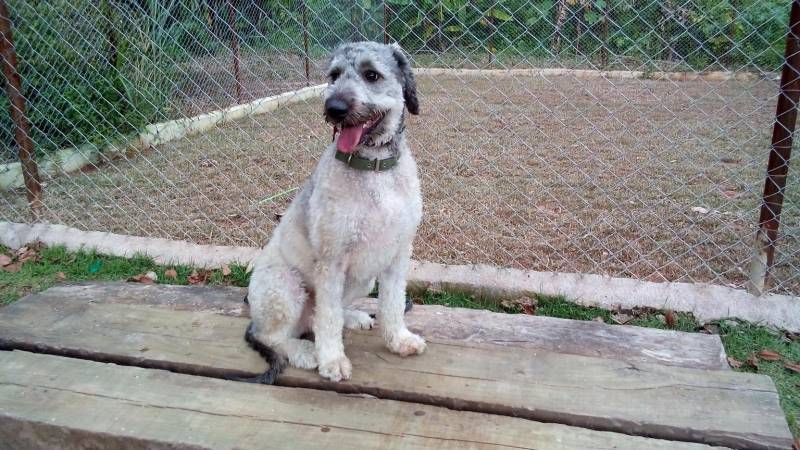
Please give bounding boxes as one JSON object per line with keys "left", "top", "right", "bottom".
{"left": 2, "top": 221, "right": 797, "bottom": 332}
{"left": 0, "top": 84, "right": 327, "bottom": 190}
{"left": 414, "top": 67, "right": 766, "bottom": 81}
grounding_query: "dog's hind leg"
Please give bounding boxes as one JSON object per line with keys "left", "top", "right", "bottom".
{"left": 247, "top": 266, "right": 318, "bottom": 374}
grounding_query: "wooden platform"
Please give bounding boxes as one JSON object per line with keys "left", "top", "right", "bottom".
{"left": 0, "top": 283, "right": 793, "bottom": 449}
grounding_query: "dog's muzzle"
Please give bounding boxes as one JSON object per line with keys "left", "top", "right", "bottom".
{"left": 325, "top": 98, "right": 349, "bottom": 122}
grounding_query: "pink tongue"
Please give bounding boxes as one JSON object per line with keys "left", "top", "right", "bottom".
{"left": 336, "top": 125, "right": 364, "bottom": 153}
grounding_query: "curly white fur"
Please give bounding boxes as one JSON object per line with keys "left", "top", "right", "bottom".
{"left": 247, "top": 42, "right": 425, "bottom": 382}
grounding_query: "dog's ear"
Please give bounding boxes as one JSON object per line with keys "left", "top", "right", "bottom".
{"left": 390, "top": 44, "right": 419, "bottom": 115}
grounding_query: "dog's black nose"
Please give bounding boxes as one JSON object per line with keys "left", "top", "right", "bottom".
{"left": 325, "top": 98, "right": 349, "bottom": 121}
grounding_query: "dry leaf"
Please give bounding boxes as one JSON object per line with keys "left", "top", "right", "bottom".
{"left": 144, "top": 271, "right": 157, "bottom": 282}
{"left": 128, "top": 273, "right": 155, "bottom": 284}
{"left": 521, "top": 302, "right": 535, "bottom": 315}
{"left": 188, "top": 269, "right": 211, "bottom": 285}
{"left": 221, "top": 264, "right": 232, "bottom": 276}
{"left": 664, "top": 310, "right": 677, "bottom": 328}
{"left": 745, "top": 354, "right": 759, "bottom": 369}
{"left": 700, "top": 323, "right": 720, "bottom": 334}
{"left": 757, "top": 350, "right": 783, "bottom": 362}
{"left": 2, "top": 263, "right": 20, "bottom": 273}
{"left": 592, "top": 316, "right": 605, "bottom": 323}
{"left": 55, "top": 272, "right": 66, "bottom": 281}
{"left": 727, "top": 356, "right": 743, "bottom": 369}
{"left": 164, "top": 268, "right": 178, "bottom": 279}
{"left": 0, "top": 254, "right": 11, "bottom": 266}
{"left": 785, "top": 362, "right": 800, "bottom": 374}
{"left": 611, "top": 312, "right": 634, "bottom": 325}
{"left": 15, "top": 246, "right": 38, "bottom": 263}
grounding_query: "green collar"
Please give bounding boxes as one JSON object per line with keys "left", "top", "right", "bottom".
{"left": 335, "top": 150, "right": 399, "bottom": 172}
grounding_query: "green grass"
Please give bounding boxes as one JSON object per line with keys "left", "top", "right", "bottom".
{"left": 0, "top": 244, "right": 249, "bottom": 306}
{"left": 1, "top": 244, "right": 798, "bottom": 437}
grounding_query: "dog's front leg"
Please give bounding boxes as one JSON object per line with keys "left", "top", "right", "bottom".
{"left": 313, "top": 260, "right": 351, "bottom": 382}
{"left": 379, "top": 253, "right": 426, "bottom": 356}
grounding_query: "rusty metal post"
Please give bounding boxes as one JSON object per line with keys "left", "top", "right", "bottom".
{"left": 227, "top": 0, "right": 242, "bottom": 103}
{"left": 0, "top": 0, "right": 42, "bottom": 219}
{"left": 302, "top": 0, "right": 309, "bottom": 85}
{"left": 747, "top": 0, "right": 800, "bottom": 296}
{"left": 383, "top": 0, "right": 389, "bottom": 44}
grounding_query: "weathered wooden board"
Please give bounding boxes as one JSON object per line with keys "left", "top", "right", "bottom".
{"left": 20, "top": 282, "right": 729, "bottom": 370}
{"left": 0, "top": 284, "right": 791, "bottom": 449}
{"left": 0, "top": 351, "right": 728, "bottom": 450}
{"left": 350, "top": 298, "right": 729, "bottom": 370}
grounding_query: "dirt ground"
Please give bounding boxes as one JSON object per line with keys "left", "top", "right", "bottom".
{"left": 3, "top": 73, "right": 798, "bottom": 295}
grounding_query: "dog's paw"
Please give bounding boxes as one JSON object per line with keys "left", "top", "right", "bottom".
{"left": 386, "top": 331, "right": 426, "bottom": 357}
{"left": 344, "top": 309, "right": 376, "bottom": 330}
{"left": 288, "top": 339, "right": 318, "bottom": 370}
{"left": 318, "top": 355, "right": 352, "bottom": 382}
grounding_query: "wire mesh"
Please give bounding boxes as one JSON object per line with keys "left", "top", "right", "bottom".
{"left": 0, "top": 0, "right": 796, "bottom": 295}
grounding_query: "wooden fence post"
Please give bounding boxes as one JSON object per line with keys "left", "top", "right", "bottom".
{"left": 747, "top": 0, "right": 800, "bottom": 295}
{"left": 0, "top": 0, "right": 42, "bottom": 219}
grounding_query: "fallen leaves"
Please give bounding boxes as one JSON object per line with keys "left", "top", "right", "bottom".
{"left": 757, "top": 350, "right": 783, "bottom": 362}
{"left": 164, "top": 268, "right": 178, "bottom": 280}
{"left": 1, "top": 244, "right": 42, "bottom": 272}
{"left": 221, "top": 264, "right": 232, "bottom": 276}
{"left": 128, "top": 271, "right": 157, "bottom": 284}
{"left": 727, "top": 356, "right": 743, "bottom": 369}
{"left": 729, "top": 348, "right": 800, "bottom": 374}
{"left": 664, "top": 310, "right": 677, "bottom": 329}
{"left": 785, "top": 362, "right": 800, "bottom": 374}
{"left": 55, "top": 272, "right": 67, "bottom": 281}
{"left": 188, "top": 269, "right": 212, "bottom": 285}
{"left": 15, "top": 246, "right": 39, "bottom": 264}
{"left": 500, "top": 297, "right": 537, "bottom": 315}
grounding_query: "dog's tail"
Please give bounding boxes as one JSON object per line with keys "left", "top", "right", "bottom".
{"left": 228, "top": 321, "right": 287, "bottom": 385}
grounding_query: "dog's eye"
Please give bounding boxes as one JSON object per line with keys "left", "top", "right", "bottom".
{"left": 329, "top": 71, "right": 341, "bottom": 82}
{"left": 363, "top": 70, "right": 381, "bottom": 82}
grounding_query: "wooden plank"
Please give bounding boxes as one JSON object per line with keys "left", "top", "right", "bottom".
{"left": 0, "top": 351, "right": 726, "bottom": 450}
{"left": 0, "top": 284, "right": 792, "bottom": 449}
{"left": 350, "top": 298, "right": 729, "bottom": 370}
{"left": 24, "top": 282, "right": 729, "bottom": 370}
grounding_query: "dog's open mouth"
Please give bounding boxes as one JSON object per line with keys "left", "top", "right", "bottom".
{"left": 336, "top": 112, "right": 385, "bottom": 153}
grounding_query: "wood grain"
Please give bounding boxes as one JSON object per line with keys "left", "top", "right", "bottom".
{"left": 25, "top": 283, "right": 729, "bottom": 370}
{"left": 0, "top": 284, "right": 791, "bottom": 449}
{"left": 0, "top": 351, "right": 729, "bottom": 450}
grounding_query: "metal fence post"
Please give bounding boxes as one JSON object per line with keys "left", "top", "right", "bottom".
{"left": 302, "top": 0, "right": 310, "bottom": 85}
{"left": 0, "top": 0, "right": 42, "bottom": 219}
{"left": 383, "top": 0, "right": 389, "bottom": 44}
{"left": 227, "top": 0, "right": 242, "bottom": 104}
{"left": 747, "top": 0, "right": 800, "bottom": 296}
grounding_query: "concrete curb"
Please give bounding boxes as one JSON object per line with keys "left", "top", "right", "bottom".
{"left": 413, "top": 67, "right": 765, "bottom": 81}
{"left": 2, "top": 221, "right": 798, "bottom": 332}
{"left": 0, "top": 84, "right": 327, "bottom": 190}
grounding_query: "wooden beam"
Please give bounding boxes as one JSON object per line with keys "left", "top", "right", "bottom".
{"left": 24, "top": 282, "right": 729, "bottom": 370}
{"left": 0, "top": 351, "right": 725, "bottom": 450}
{"left": 0, "top": 284, "right": 792, "bottom": 449}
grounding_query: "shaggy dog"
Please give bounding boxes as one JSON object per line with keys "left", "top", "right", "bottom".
{"left": 244, "top": 41, "right": 425, "bottom": 383}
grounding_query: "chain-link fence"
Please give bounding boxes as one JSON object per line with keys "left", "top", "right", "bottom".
{"left": 1, "top": 0, "right": 797, "bottom": 296}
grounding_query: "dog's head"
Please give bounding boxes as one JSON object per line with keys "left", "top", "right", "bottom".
{"left": 323, "top": 41, "right": 419, "bottom": 153}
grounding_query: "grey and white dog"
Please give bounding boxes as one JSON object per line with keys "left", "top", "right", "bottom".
{"left": 245, "top": 41, "right": 425, "bottom": 383}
